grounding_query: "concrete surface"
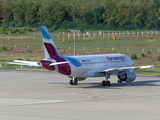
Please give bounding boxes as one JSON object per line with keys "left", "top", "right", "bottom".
{"left": 0, "top": 68, "right": 160, "bottom": 120}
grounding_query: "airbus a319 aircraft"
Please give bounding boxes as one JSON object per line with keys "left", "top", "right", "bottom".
{"left": 7, "top": 26, "right": 154, "bottom": 86}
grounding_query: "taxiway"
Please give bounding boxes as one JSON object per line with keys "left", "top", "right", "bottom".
{"left": 0, "top": 69, "right": 160, "bottom": 120}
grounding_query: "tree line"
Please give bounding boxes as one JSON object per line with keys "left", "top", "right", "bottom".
{"left": 0, "top": 0, "right": 159, "bottom": 30}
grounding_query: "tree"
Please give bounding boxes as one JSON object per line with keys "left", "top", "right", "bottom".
{"left": 25, "top": 0, "right": 41, "bottom": 25}
{"left": 0, "top": 0, "right": 159, "bottom": 29}
{"left": 38, "top": 0, "right": 69, "bottom": 25}
{"left": 93, "top": 6, "right": 104, "bottom": 24}
{"left": 0, "top": 0, "right": 12, "bottom": 23}
{"left": 82, "top": 11, "right": 94, "bottom": 24}
{"left": 11, "top": 0, "right": 27, "bottom": 25}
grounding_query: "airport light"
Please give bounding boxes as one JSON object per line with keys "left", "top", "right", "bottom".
{"left": 70, "top": 30, "right": 80, "bottom": 56}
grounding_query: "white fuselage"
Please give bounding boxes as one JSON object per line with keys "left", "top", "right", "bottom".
{"left": 64, "top": 54, "right": 134, "bottom": 77}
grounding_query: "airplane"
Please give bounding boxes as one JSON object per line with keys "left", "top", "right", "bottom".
{"left": 6, "top": 26, "right": 154, "bottom": 86}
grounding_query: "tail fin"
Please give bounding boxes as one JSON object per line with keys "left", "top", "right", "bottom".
{"left": 40, "top": 26, "right": 61, "bottom": 58}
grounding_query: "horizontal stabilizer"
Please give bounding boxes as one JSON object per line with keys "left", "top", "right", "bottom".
{"left": 5, "top": 60, "right": 40, "bottom": 67}
{"left": 49, "top": 61, "right": 69, "bottom": 66}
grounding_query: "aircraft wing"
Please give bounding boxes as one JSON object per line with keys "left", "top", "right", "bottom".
{"left": 101, "top": 65, "right": 155, "bottom": 73}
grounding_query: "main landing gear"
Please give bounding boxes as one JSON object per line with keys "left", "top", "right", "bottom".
{"left": 102, "top": 80, "right": 111, "bottom": 86}
{"left": 101, "top": 73, "right": 123, "bottom": 86}
{"left": 102, "top": 73, "right": 111, "bottom": 86}
{"left": 69, "top": 77, "right": 78, "bottom": 85}
{"left": 118, "top": 79, "right": 122, "bottom": 83}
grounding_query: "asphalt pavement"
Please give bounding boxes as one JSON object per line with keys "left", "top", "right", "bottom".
{"left": 0, "top": 68, "right": 160, "bottom": 120}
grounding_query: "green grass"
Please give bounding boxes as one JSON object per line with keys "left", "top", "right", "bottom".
{"left": 135, "top": 67, "right": 160, "bottom": 76}
{"left": 0, "top": 30, "right": 159, "bottom": 76}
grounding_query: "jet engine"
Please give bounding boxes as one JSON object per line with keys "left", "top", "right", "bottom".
{"left": 117, "top": 71, "right": 136, "bottom": 82}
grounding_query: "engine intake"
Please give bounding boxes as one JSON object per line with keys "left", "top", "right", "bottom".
{"left": 117, "top": 71, "right": 136, "bottom": 82}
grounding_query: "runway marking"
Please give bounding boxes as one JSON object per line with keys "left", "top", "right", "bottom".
{"left": 125, "top": 92, "right": 142, "bottom": 94}
{"left": 9, "top": 76, "right": 54, "bottom": 82}
{"left": 0, "top": 98, "right": 69, "bottom": 107}
{"left": 27, "top": 93, "right": 44, "bottom": 95}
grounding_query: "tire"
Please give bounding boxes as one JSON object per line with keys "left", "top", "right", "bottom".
{"left": 106, "top": 81, "right": 111, "bottom": 86}
{"left": 69, "top": 80, "right": 74, "bottom": 85}
{"left": 74, "top": 80, "right": 78, "bottom": 85}
{"left": 102, "top": 80, "right": 106, "bottom": 86}
{"left": 118, "top": 80, "right": 122, "bottom": 83}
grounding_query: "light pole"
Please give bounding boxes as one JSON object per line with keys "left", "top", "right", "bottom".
{"left": 73, "top": 32, "right": 76, "bottom": 56}
{"left": 70, "top": 30, "right": 80, "bottom": 56}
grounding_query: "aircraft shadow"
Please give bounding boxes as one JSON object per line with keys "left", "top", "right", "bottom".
{"left": 69, "top": 79, "right": 160, "bottom": 89}
{"left": 47, "top": 78, "right": 160, "bottom": 89}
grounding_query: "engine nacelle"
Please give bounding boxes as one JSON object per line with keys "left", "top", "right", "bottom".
{"left": 76, "top": 77, "right": 86, "bottom": 81}
{"left": 117, "top": 71, "right": 136, "bottom": 82}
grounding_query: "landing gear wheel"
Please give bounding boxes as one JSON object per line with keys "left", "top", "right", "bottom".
{"left": 102, "top": 80, "right": 106, "bottom": 86}
{"left": 102, "top": 80, "right": 111, "bottom": 86}
{"left": 74, "top": 79, "right": 78, "bottom": 85}
{"left": 118, "top": 80, "right": 122, "bottom": 83}
{"left": 69, "top": 80, "right": 74, "bottom": 85}
{"left": 69, "top": 78, "right": 78, "bottom": 85}
{"left": 103, "top": 73, "right": 111, "bottom": 86}
{"left": 106, "top": 81, "right": 111, "bottom": 86}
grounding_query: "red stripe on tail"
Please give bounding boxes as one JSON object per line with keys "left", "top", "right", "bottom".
{"left": 44, "top": 43, "right": 60, "bottom": 58}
